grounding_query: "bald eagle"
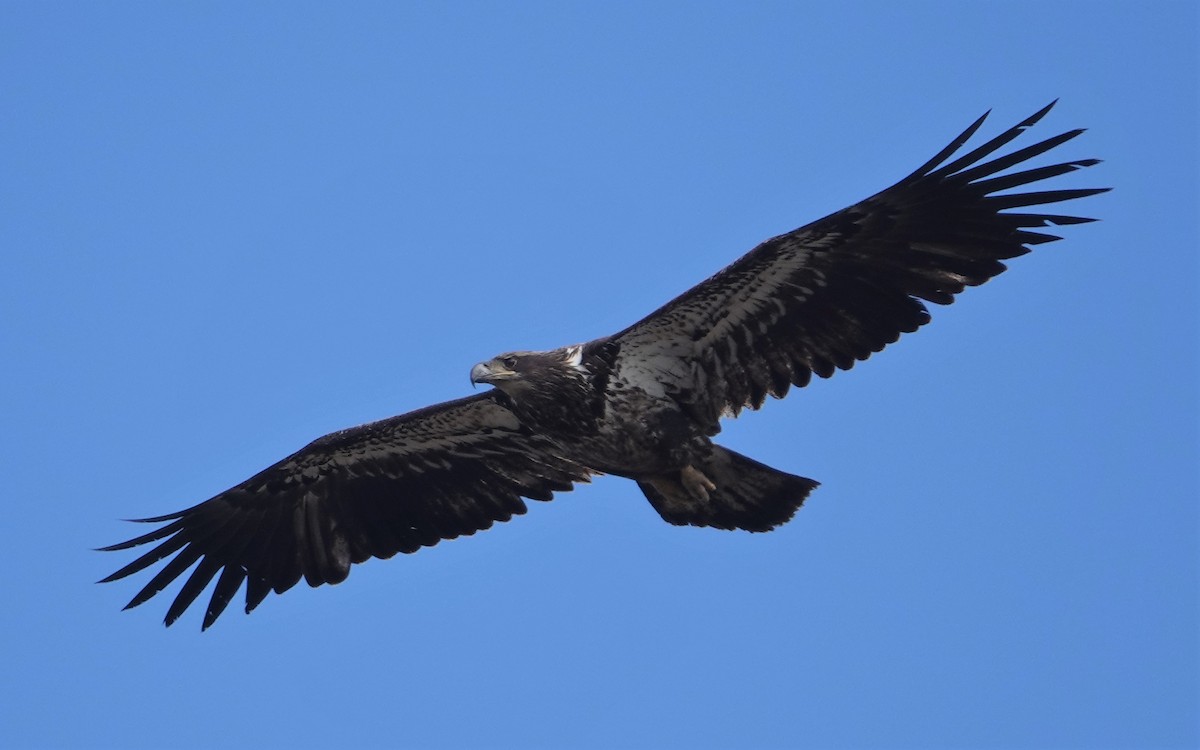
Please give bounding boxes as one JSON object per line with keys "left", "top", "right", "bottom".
{"left": 101, "top": 102, "right": 1106, "bottom": 629}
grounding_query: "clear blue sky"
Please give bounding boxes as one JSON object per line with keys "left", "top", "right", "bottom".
{"left": 2, "top": 3, "right": 1196, "bottom": 749}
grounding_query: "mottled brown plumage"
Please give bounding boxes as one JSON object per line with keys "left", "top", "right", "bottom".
{"left": 101, "top": 103, "right": 1106, "bottom": 628}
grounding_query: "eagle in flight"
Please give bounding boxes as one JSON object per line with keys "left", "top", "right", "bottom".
{"left": 102, "top": 102, "right": 1106, "bottom": 629}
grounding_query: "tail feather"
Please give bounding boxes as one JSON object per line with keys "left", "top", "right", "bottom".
{"left": 637, "top": 446, "right": 818, "bottom": 532}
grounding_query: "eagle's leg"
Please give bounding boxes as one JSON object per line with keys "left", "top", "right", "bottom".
{"left": 680, "top": 464, "right": 716, "bottom": 501}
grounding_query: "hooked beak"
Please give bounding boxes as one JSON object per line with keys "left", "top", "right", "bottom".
{"left": 470, "top": 361, "right": 515, "bottom": 387}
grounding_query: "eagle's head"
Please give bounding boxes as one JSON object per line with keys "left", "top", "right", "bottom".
{"left": 469, "top": 345, "right": 586, "bottom": 395}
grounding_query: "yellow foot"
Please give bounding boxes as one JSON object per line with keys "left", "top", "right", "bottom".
{"left": 680, "top": 465, "right": 716, "bottom": 502}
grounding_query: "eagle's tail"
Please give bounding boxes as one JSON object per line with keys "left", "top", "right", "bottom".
{"left": 637, "top": 446, "right": 818, "bottom": 532}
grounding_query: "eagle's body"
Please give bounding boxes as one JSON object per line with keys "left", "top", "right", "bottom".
{"left": 470, "top": 343, "right": 816, "bottom": 531}
{"left": 102, "top": 103, "right": 1106, "bottom": 629}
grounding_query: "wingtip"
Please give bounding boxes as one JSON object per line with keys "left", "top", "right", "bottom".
{"left": 1034, "top": 99, "right": 1058, "bottom": 120}
{"left": 1014, "top": 100, "right": 1059, "bottom": 132}
{"left": 127, "top": 510, "right": 188, "bottom": 524}
{"left": 965, "top": 109, "right": 991, "bottom": 138}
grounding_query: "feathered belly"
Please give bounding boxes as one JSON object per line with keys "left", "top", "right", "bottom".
{"left": 565, "top": 393, "right": 710, "bottom": 479}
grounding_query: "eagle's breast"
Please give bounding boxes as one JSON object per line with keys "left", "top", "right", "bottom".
{"left": 503, "top": 363, "right": 601, "bottom": 438}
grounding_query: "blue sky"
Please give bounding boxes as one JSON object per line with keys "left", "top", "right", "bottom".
{"left": 2, "top": 3, "right": 1196, "bottom": 748}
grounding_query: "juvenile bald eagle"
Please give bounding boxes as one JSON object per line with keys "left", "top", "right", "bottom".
{"left": 101, "top": 102, "right": 1106, "bottom": 629}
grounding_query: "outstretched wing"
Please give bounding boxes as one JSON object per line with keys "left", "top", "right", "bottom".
{"left": 608, "top": 102, "right": 1107, "bottom": 427}
{"left": 100, "top": 392, "right": 591, "bottom": 629}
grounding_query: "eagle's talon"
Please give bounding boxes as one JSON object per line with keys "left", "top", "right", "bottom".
{"left": 681, "top": 465, "right": 717, "bottom": 502}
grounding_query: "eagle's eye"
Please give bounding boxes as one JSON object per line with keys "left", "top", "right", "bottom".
{"left": 500, "top": 355, "right": 518, "bottom": 370}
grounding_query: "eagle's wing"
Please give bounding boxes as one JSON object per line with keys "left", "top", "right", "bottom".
{"left": 100, "top": 392, "right": 590, "bottom": 629}
{"left": 607, "top": 102, "right": 1107, "bottom": 428}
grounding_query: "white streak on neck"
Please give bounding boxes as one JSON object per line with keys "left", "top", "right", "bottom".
{"left": 564, "top": 344, "right": 585, "bottom": 372}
